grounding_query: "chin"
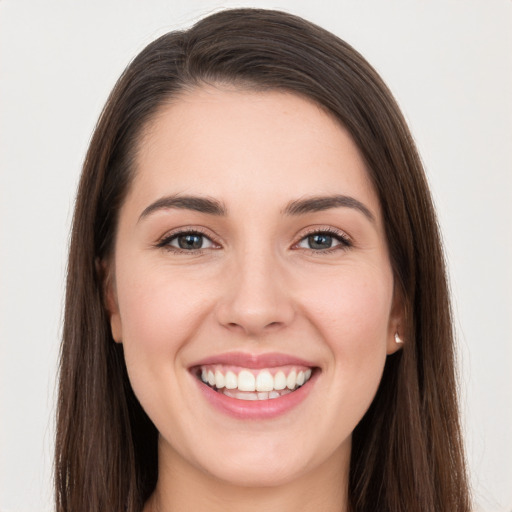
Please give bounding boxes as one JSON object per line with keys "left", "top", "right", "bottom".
{"left": 202, "top": 456, "right": 310, "bottom": 489}
{"left": 182, "top": 431, "right": 350, "bottom": 490}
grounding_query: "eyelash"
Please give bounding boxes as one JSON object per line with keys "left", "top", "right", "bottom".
{"left": 156, "top": 227, "right": 219, "bottom": 255}
{"left": 155, "top": 227, "right": 352, "bottom": 254}
{"left": 294, "top": 227, "right": 352, "bottom": 254}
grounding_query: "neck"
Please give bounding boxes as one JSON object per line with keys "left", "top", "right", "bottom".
{"left": 144, "top": 437, "right": 350, "bottom": 512}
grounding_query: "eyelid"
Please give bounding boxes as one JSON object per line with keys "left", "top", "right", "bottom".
{"left": 292, "top": 226, "right": 352, "bottom": 251}
{"left": 154, "top": 225, "right": 351, "bottom": 254}
{"left": 155, "top": 226, "right": 222, "bottom": 252}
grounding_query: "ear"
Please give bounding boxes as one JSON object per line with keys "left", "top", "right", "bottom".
{"left": 386, "top": 285, "right": 405, "bottom": 355}
{"left": 97, "top": 258, "right": 123, "bottom": 343}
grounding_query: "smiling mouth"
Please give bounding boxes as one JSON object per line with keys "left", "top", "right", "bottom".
{"left": 196, "top": 365, "right": 315, "bottom": 401}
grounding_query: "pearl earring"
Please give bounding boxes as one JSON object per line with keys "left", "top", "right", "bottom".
{"left": 394, "top": 332, "right": 404, "bottom": 345}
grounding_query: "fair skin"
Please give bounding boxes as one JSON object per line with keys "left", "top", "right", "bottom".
{"left": 107, "top": 86, "right": 402, "bottom": 512}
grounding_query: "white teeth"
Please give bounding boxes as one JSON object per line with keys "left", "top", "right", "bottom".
{"left": 286, "top": 370, "right": 297, "bottom": 390}
{"left": 238, "top": 370, "right": 256, "bottom": 392}
{"left": 222, "top": 389, "right": 291, "bottom": 401}
{"left": 225, "top": 371, "right": 237, "bottom": 389}
{"left": 199, "top": 366, "right": 315, "bottom": 398}
{"left": 223, "top": 390, "right": 258, "bottom": 400}
{"left": 214, "top": 370, "right": 225, "bottom": 389}
{"left": 274, "top": 371, "right": 287, "bottom": 390}
{"left": 256, "top": 370, "right": 274, "bottom": 392}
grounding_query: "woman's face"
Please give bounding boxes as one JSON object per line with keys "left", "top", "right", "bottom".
{"left": 107, "top": 86, "right": 401, "bottom": 488}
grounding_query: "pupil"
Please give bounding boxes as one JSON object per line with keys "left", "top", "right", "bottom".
{"left": 309, "top": 234, "right": 332, "bottom": 250}
{"left": 178, "top": 234, "right": 203, "bottom": 249}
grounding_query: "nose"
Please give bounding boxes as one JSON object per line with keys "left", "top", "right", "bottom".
{"left": 215, "top": 250, "right": 295, "bottom": 337}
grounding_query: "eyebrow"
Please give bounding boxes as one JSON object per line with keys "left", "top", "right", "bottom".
{"left": 283, "top": 195, "right": 375, "bottom": 222}
{"left": 138, "top": 194, "right": 226, "bottom": 221}
{"left": 138, "top": 193, "right": 375, "bottom": 223}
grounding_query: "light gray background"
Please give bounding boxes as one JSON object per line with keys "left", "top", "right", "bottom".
{"left": 1, "top": 1, "right": 511, "bottom": 511}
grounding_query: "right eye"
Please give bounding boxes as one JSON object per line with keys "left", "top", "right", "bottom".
{"left": 157, "top": 230, "right": 217, "bottom": 252}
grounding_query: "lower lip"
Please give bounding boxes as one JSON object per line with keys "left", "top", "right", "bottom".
{"left": 193, "top": 371, "right": 318, "bottom": 420}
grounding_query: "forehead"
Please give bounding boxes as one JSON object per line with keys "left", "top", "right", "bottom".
{"left": 128, "top": 86, "right": 380, "bottom": 217}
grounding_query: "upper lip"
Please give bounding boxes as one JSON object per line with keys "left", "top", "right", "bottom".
{"left": 190, "top": 351, "right": 317, "bottom": 369}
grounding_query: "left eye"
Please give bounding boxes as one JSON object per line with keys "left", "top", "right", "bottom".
{"left": 297, "top": 232, "right": 346, "bottom": 250}
{"left": 165, "top": 232, "right": 215, "bottom": 250}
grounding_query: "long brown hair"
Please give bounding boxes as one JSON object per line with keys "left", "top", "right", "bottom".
{"left": 56, "top": 8, "right": 471, "bottom": 512}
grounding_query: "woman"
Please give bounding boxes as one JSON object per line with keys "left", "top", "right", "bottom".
{"left": 55, "top": 8, "right": 471, "bottom": 512}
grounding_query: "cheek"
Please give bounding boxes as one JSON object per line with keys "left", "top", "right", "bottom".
{"left": 114, "top": 260, "right": 214, "bottom": 379}
{"left": 304, "top": 267, "right": 393, "bottom": 346}
{"left": 113, "top": 263, "right": 219, "bottom": 429}
{"left": 300, "top": 267, "right": 392, "bottom": 399}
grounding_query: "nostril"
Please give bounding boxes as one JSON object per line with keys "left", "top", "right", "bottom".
{"left": 223, "top": 319, "right": 284, "bottom": 334}
{"left": 215, "top": 286, "right": 296, "bottom": 335}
